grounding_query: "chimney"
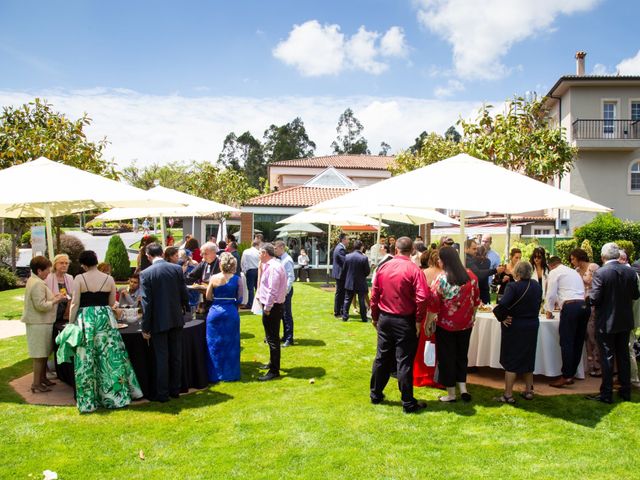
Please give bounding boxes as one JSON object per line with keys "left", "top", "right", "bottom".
{"left": 575, "top": 51, "right": 587, "bottom": 76}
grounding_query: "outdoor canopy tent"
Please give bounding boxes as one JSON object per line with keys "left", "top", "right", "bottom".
{"left": 0, "top": 157, "right": 188, "bottom": 258}
{"left": 308, "top": 153, "right": 612, "bottom": 260}
{"left": 95, "top": 185, "right": 240, "bottom": 247}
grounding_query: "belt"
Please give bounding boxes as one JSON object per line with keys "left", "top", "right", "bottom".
{"left": 562, "top": 299, "right": 585, "bottom": 306}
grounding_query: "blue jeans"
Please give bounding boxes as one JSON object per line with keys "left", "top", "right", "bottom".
{"left": 282, "top": 287, "right": 294, "bottom": 342}
{"left": 245, "top": 268, "right": 258, "bottom": 307}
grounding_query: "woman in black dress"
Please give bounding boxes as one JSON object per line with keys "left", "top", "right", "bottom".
{"left": 492, "top": 248, "right": 522, "bottom": 300}
{"left": 494, "top": 261, "right": 542, "bottom": 404}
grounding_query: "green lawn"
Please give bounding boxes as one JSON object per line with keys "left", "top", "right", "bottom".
{"left": 1, "top": 283, "right": 639, "bottom": 479}
{"left": 0, "top": 288, "right": 25, "bottom": 319}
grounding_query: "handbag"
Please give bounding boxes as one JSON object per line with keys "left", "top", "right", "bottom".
{"left": 493, "top": 280, "right": 530, "bottom": 322}
{"left": 424, "top": 340, "right": 436, "bottom": 367}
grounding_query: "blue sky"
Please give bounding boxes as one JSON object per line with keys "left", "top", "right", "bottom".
{"left": 1, "top": 0, "right": 639, "bottom": 165}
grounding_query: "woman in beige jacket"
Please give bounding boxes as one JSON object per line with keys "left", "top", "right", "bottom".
{"left": 22, "top": 256, "right": 65, "bottom": 393}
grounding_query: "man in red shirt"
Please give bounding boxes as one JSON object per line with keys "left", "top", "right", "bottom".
{"left": 370, "top": 236, "right": 431, "bottom": 413}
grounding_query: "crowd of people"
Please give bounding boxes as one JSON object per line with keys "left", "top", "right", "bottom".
{"left": 19, "top": 227, "right": 640, "bottom": 414}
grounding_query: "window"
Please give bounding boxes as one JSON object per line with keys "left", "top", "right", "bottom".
{"left": 631, "top": 161, "right": 640, "bottom": 192}
{"left": 603, "top": 101, "right": 616, "bottom": 135}
{"left": 632, "top": 102, "right": 640, "bottom": 121}
{"left": 533, "top": 228, "right": 551, "bottom": 236}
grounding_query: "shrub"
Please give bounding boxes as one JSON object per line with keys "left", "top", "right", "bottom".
{"left": 0, "top": 267, "right": 18, "bottom": 290}
{"left": 555, "top": 238, "right": 577, "bottom": 265}
{"left": 614, "top": 239, "right": 635, "bottom": 262}
{"left": 21, "top": 230, "right": 31, "bottom": 246}
{"left": 510, "top": 239, "right": 539, "bottom": 263}
{"left": 0, "top": 236, "right": 17, "bottom": 265}
{"left": 574, "top": 214, "right": 625, "bottom": 263}
{"left": 105, "top": 235, "right": 131, "bottom": 280}
{"left": 580, "top": 239, "right": 594, "bottom": 262}
{"left": 237, "top": 242, "right": 251, "bottom": 258}
{"left": 58, "top": 234, "right": 85, "bottom": 276}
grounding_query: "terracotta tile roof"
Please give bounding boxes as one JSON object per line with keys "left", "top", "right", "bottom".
{"left": 270, "top": 154, "right": 395, "bottom": 170}
{"left": 244, "top": 186, "right": 354, "bottom": 207}
{"left": 466, "top": 215, "right": 554, "bottom": 224}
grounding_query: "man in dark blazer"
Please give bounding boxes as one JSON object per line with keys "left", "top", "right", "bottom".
{"left": 587, "top": 242, "right": 640, "bottom": 403}
{"left": 187, "top": 241, "right": 220, "bottom": 314}
{"left": 342, "top": 239, "right": 371, "bottom": 322}
{"left": 332, "top": 233, "right": 349, "bottom": 318}
{"left": 140, "top": 242, "right": 190, "bottom": 402}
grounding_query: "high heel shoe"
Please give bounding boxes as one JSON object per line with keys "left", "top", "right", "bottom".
{"left": 30, "top": 384, "right": 51, "bottom": 393}
{"left": 41, "top": 379, "right": 56, "bottom": 387}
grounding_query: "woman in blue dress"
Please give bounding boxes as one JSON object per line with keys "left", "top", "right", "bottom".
{"left": 205, "top": 252, "right": 243, "bottom": 382}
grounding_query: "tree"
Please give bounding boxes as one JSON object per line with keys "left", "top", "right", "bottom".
{"left": 121, "top": 161, "right": 191, "bottom": 192}
{"left": 105, "top": 235, "right": 131, "bottom": 281}
{"left": 378, "top": 142, "right": 391, "bottom": 156}
{"left": 263, "top": 117, "right": 316, "bottom": 164}
{"left": 409, "top": 131, "right": 428, "bottom": 154}
{"left": 217, "top": 131, "right": 265, "bottom": 189}
{"left": 331, "top": 108, "right": 370, "bottom": 155}
{"left": 444, "top": 125, "right": 461, "bottom": 143}
{"left": 391, "top": 96, "right": 577, "bottom": 183}
{"left": 191, "top": 162, "right": 259, "bottom": 214}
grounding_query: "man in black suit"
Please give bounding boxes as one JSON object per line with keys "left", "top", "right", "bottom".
{"left": 587, "top": 242, "right": 640, "bottom": 403}
{"left": 332, "top": 233, "right": 349, "bottom": 318}
{"left": 140, "top": 243, "right": 190, "bottom": 402}
{"left": 342, "top": 239, "right": 371, "bottom": 322}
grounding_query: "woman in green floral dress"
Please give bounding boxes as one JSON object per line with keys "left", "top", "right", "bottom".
{"left": 67, "top": 250, "right": 142, "bottom": 413}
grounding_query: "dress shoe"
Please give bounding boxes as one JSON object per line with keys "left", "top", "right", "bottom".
{"left": 41, "top": 378, "right": 56, "bottom": 387}
{"left": 370, "top": 394, "right": 385, "bottom": 405}
{"left": 155, "top": 397, "right": 170, "bottom": 403}
{"left": 259, "top": 363, "right": 271, "bottom": 370}
{"left": 342, "top": 317, "right": 348, "bottom": 322}
{"left": 30, "top": 384, "right": 51, "bottom": 393}
{"left": 170, "top": 392, "right": 180, "bottom": 399}
{"left": 258, "top": 372, "right": 280, "bottom": 381}
{"left": 585, "top": 394, "right": 612, "bottom": 404}
{"left": 460, "top": 392, "right": 472, "bottom": 403}
{"left": 549, "top": 377, "right": 574, "bottom": 388}
{"left": 619, "top": 394, "right": 631, "bottom": 402}
{"left": 283, "top": 340, "right": 294, "bottom": 347}
{"left": 403, "top": 401, "right": 427, "bottom": 414}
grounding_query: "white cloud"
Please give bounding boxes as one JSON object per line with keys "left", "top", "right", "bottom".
{"left": 273, "top": 20, "right": 408, "bottom": 76}
{"left": 591, "top": 63, "right": 612, "bottom": 75}
{"left": 617, "top": 49, "right": 640, "bottom": 74}
{"left": 0, "top": 88, "right": 484, "bottom": 167}
{"left": 380, "top": 26, "right": 409, "bottom": 58}
{"left": 434, "top": 79, "right": 465, "bottom": 98}
{"left": 415, "top": 0, "right": 600, "bottom": 80}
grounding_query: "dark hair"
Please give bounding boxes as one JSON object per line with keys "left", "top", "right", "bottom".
{"left": 509, "top": 248, "right": 522, "bottom": 258}
{"left": 218, "top": 240, "right": 227, "bottom": 251}
{"left": 395, "top": 236, "right": 413, "bottom": 254}
{"left": 548, "top": 256, "right": 562, "bottom": 267}
{"left": 78, "top": 250, "right": 99, "bottom": 267}
{"left": 30, "top": 255, "right": 52, "bottom": 274}
{"left": 414, "top": 240, "right": 426, "bottom": 253}
{"left": 146, "top": 242, "right": 163, "bottom": 258}
{"left": 164, "top": 246, "right": 179, "bottom": 262}
{"left": 476, "top": 245, "right": 487, "bottom": 260}
{"left": 529, "top": 247, "right": 549, "bottom": 272}
{"left": 419, "top": 250, "right": 430, "bottom": 269}
{"left": 438, "top": 246, "right": 470, "bottom": 286}
{"left": 228, "top": 241, "right": 237, "bottom": 251}
{"left": 131, "top": 271, "right": 140, "bottom": 280}
{"left": 353, "top": 240, "right": 363, "bottom": 251}
{"left": 338, "top": 233, "right": 348, "bottom": 242}
{"left": 464, "top": 238, "right": 477, "bottom": 250}
{"left": 569, "top": 248, "right": 589, "bottom": 263}
{"left": 185, "top": 238, "right": 199, "bottom": 250}
{"left": 381, "top": 244, "right": 390, "bottom": 254}
{"left": 226, "top": 234, "right": 235, "bottom": 242}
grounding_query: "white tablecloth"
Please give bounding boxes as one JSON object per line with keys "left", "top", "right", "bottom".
{"left": 468, "top": 311, "right": 585, "bottom": 379}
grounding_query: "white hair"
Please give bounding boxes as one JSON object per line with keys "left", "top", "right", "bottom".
{"left": 601, "top": 242, "right": 620, "bottom": 261}
{"left": 201, "top": 241, "right": 219, "bottom": 253}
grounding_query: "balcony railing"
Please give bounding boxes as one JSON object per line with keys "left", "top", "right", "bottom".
{"left": 572, "top": 119, "right": 640, "bottom": 140}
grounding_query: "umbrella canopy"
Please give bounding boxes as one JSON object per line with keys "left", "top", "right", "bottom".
{"left": 308, "top": 153, "right": 612, "bottom": 214}
{"left": 277, "top": 210, "right": 388, "bottom": 227}
{"left": 0, "top": 157, "right": 188, "bottom": 258}
{"left": 275, "top": 223, "right": 324, "bottom": 235}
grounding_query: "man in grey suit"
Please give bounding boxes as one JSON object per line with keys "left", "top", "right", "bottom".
{"left": 140, "top": 243, "right": 190, "bottom": 402}
{"left": 587, "top": 242, "right": 640, "bottom": 403}
{"left": 342, "top": 240, "right": 371, "bottom": 322}
{"left": 332, "top": 233, "right": 349, "bottom": 318}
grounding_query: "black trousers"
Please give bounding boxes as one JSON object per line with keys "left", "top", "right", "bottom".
{"left": 334, "top": 277, "right": 345, "bottom": 316}
{"left": 597, "top": 329, "right": 632, "bottom": 400}
{"left": 435, "top": 326, "right": 472, "bottom": 387}
{"left": 152, "top": 326, "right": 183, "bottom": 401}
{"left": 343, "top": 289, "right": 367, "bottom": 322}
{"left": 559, "top": 301, "right": 589, "bottom": 378}
{"left": 370, "top": 312, "right": 418, "bottom": 408}
{"left": 262, "top": 303, "right": 284, "bottom": 374}
{"left": 281, "top": 288, "right": 294, "bottom": 342}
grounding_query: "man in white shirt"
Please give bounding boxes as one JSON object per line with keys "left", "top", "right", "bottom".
{"left": 241, "top": 239, "right": 261, "bottom": 309}
{"left": 545, "top": 256, "right": 590, "bottom": 388}
{"left": 275, "top": 240, "right": 296, "bottom": 347}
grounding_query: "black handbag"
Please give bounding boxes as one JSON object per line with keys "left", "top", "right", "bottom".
{"left": 493, "top": 281, "right": 530, "bottom": 322}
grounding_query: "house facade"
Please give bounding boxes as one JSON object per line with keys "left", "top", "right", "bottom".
{"left": 545, "top": 52, "right": 640, "bottom": 231}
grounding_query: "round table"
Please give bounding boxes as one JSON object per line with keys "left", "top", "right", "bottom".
{"left": 54, "top": 314, "right": 210, "bottom": 398}
{"left": 467, "top": 311, "right": 586, "bottom": 378}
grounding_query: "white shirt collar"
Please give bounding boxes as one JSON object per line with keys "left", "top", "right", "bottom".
{"left": 152, "top": 257, "right": 164, "bottom": 264}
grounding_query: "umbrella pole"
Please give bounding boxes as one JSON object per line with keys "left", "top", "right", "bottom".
{"left": 160, "top": 215, "right": 167, "bottom": 248}
{"left": 505, "top": 214, "right": 512, "bottom": 261}
{"left": 375, "top": 214, "right": 382, "bottom": 264}
{"left": 458, "top": 210, "right": 466, "bottom": 265}
{"left": 45, "top": 205, "right": 55, "bottom": 259}
{"left": 323, "top": 222, "right": 332, "bottom": 286}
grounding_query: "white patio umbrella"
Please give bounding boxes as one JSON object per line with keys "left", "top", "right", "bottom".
{"left": 275, "top": 223, "right": 324, "bottom": 236}
{"left": 0, "top": 157, "right": 187, "bottom": 258}
{"left": 309, "top": 153, "right": 612, "bottom": 261}
{"left": 95, "top": 185, "right": 240, "bottom": 247}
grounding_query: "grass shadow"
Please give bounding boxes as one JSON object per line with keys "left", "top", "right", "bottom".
{"left": 292, "top": 338, "right": 326, "bottom": 347}
{"left": 240, "top": 332, "right": 255, "bottom": 340}
{"left": 282, "top": 366, "right": 326, "bottom": 380}
{"left": 0, "top": 358, "right": 31, "bottom": 404}
{"left": 125, "top": 388, "right": 234, "bottom": 415}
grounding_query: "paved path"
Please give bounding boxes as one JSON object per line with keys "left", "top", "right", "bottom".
{"left": 0, "top": 320, "right": 25, "bottom": 339}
